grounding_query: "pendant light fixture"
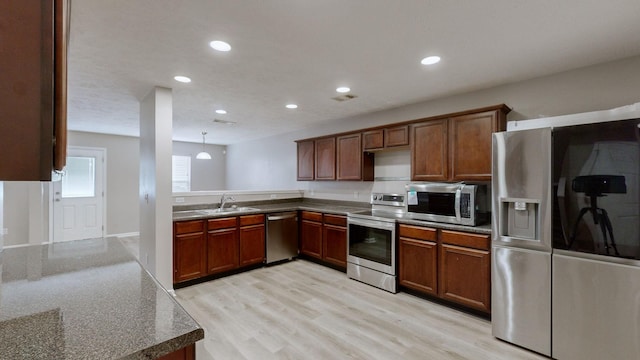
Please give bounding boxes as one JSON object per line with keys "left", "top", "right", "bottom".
{"left": 196, "top": 131, "right": 212, "bottom": 160}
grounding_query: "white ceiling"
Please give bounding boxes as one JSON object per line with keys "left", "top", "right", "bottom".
{"left": 68, "top": 0, "right": 640, "bottom": 145}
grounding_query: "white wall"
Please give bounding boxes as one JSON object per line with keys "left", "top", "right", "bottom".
{"left": 0, "top": 182, "right": 50, "bottom": 248}
{"left": 68, "top": 131, "right": 139, "bottom": 236}
{"left": 226, "top": 55, "right": 640, "bottom": 196}
{"left": 172, "top": 141, "right": 226, "bottom": 191}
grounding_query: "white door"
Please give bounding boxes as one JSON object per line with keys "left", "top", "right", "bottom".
{"left": 53, "top": 147, "right": 105, "bottom": 242}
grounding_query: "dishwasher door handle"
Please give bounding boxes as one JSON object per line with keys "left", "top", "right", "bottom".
{"left": 267, "top": 214, "right": 297, "bottom": 221}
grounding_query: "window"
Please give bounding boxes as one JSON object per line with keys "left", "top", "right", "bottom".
{"left": 172, "top": 155, "right": 191, "bottom": 192}
{"left": 62, "top": 156, "right": 96, "bottom": 198}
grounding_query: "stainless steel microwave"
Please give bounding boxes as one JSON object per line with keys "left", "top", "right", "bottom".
{"left": 405, "top": 182, "right": 489, "bottom": 226}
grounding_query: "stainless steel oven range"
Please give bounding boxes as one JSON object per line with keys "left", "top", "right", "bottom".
{"left": 347, "top": 193, "right": 405, "bottom": 293}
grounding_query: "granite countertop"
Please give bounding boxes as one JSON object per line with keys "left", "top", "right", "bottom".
{"left": 172, "top": 200, "right": 368, "bottom": 221}
{"left": 0, "top": 238, "right": 204, "bottom": 359}
{"left": 173, "top": 199, "right": 492, "bottom": 234}
{"left": 397, "top": 218, "right": 492, "bottom": 235}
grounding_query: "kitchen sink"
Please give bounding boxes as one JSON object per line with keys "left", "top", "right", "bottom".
{"left": 174, "top": 207, "right": 260, "bottom": 218}
{"left": 199, "top": 207, "right": 260, "bottom": 214}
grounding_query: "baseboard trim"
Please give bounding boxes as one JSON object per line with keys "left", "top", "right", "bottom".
{"left": 110, "top": 232, "right": 140, "bottom": 238}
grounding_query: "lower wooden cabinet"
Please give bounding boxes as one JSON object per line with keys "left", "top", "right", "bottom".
{"left": 157, "top": 344, "right": 195, "bottom": 360}
{"left": 398, "top": 224, "right": 491, "bottom": 313}
{"left": 439, "top": 230, "right": 490, "bottom": 313}
{"left": 398, "top": 224, "right": 438, "bottom": 296}
{"left": 207, "top": 229, "right": 238, "bottom": 275}
{"left": 239, "top": 214, "right": 266, "bottom": 266}
{"left": 439, "top": 243, "right": 490, "bottom": 312}
{"left": 207, "top": 217, "right": 238, "bottom": 275}
{"left": 174, "top": 215, "right": 266, "bottom": 285}
{"left": 322, "top": 214, "right": 347, "bottom": 269}
{"left": 300, "top": 212, "right": 323, "bottom": 259}
{"left": 173, "top": 220, "right": 207, "bottom": 283}
{"left": 299, "top": 211, "right": 347, "bottom": 270}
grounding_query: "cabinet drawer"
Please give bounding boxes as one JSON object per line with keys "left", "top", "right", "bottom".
{"left": 207, "top": 217, "right": 238, "bottom": 230}
{"left": 440, "top": 230, "right": 490, "bottom": 251}
{"left": 398, "top": 224, "right": 437, "bottom": 241}
{"left": 240, "top": 214, "right": 264, "bottom": 227}
{"left": 174, "top": 220, "right": 205, "bottom": 235}
{"left": 323, "top": 214, "right": 346, "bottom": 227}
{"left": 301, "top": 211, "right": 323, "bottom": 222}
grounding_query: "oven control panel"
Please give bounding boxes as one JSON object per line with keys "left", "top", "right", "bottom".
{"left": 371, "top": 193, "right": 405, "bottom": 207}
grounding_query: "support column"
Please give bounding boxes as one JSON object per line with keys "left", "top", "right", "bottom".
{"left": 139, "top": 87, "right": 173, "bottom": 291}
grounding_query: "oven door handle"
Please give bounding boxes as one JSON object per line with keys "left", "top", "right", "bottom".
{"left": 455, "top": 188, "right": 462, "bottom": 222}
{"left": 348, "top": 218, "right": 395, "bottom": 231}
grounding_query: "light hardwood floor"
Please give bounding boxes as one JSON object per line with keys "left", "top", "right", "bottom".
{"left": 173, "top": 260, "right": 547, "bottom": 360}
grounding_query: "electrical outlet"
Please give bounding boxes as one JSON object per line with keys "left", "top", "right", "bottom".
{"left": 175, "top": 197, "right": 185, "bottom": 203}
{"left": 270, "top": 194, "right": 277, "bottom": 199}
{"left": 353, "top": 191, "right": 359, "bottom": 199}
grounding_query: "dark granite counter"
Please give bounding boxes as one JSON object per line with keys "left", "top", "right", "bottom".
{"left": 173, "top": 199, "right": 491, "bottom": 234}
{"left": 172, "top": 199, "right": 369, "bottom": 221}
{"left": 0, "top": 238, "right": 204, "bottom": 359}
{"left": 396, "top": 218, "right": 492, "bottom": 235}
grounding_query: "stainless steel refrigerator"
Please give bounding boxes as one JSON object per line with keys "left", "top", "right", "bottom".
{"left": 493, "top": 115, "right": 640, "bottom": 359}
{"left": 491, "top": 127, "right": 552, "bottom": 356}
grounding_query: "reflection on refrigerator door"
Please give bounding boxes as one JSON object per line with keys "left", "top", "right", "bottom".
{"left": 491, "top": 127, "right": 552, "bottom": 357}
{"left": 551, "top": 118, "right": 640, "bottom": 360}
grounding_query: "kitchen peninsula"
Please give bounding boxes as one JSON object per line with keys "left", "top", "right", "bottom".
{"left": 0, "top": 238, "right": 203, "bottom": 359}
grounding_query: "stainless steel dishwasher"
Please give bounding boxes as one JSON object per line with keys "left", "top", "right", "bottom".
{"left": 266, "top": 212, "right": 299, "bottom": 264}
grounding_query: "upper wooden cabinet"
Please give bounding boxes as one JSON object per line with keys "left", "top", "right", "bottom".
{"left": 411, "top": 106, "right": 508, "bottom": 181}
{"left": 385, "top": 125, "right": 410, "bottom": 148}
{"left": 0, "top": 0, "right": 68, "bottom": 181}
{"left": 296, "top": 104, "right": 509, "bottom": 182}
{"left": 297, "top": 140, "right": 315, "bottom": 180}
{"left": 363, "top": 125, "right": 409, "bottom": 151}
{"left": 363, "top": 130, "right": 384, "bottom": 151}
{"left": 411, "top": 119, "right": 449, "bottom": 181}
{"left": 337, "top": 133, "right": 373, "bottom": 181}
{"left": 449, "top": 110, "right": 504, "bottom": 181}
{"left": 315, "top": 137, "right": 336, "bottom": 180}
{"left": 298, "top": 134, "right": 373, "bottom": 181}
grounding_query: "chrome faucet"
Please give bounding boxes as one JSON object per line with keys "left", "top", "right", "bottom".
{"left": 219, "top": 193, "right": 235, "bottom": 210}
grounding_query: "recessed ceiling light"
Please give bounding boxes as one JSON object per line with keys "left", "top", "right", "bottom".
{"left": 421, "top": 56, "right": 441, "bottom": 65}
{"left": 209, "top": 40, "right": 231, "bottom": 52}
{"left": 215, "top": 109, "right": 227, "bottom": 114}
{"left": 336, "top": 87, "right": 351, "bottom": 93}
{"left": 174, "top": 75, "right": 191, "bottom": 83}
{"left": 286, "top": 104, "right": 298, "bottom": 109}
